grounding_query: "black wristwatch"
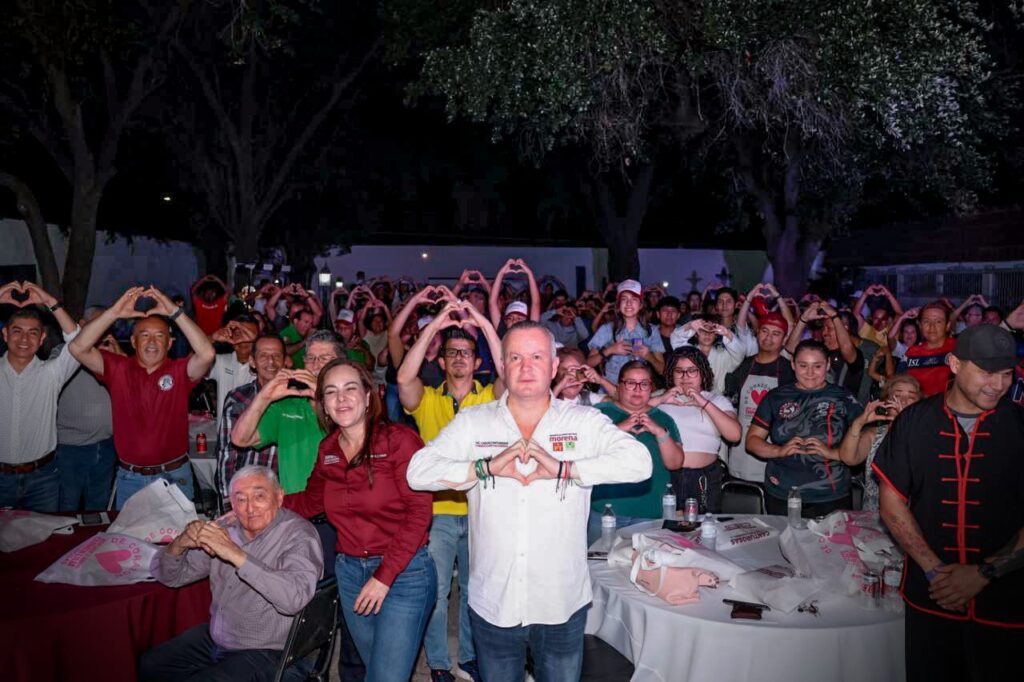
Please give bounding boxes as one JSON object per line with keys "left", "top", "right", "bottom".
{"left": 168, "top": 307, "right": 184, "bottom": 323}
{"left": 49, "top": 301, "right": 63, "bottom": 312}
{"left": 978, "top": 562, "right": 997, "bottom": 582}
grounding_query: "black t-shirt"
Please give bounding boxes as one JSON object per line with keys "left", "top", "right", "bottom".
{"left": 724, "top": 356, "right": 796, "bottom": 407}
{"left": 827, "top": 347, "right": 864, "bottom": 394}
{"left": 753, "top": 383, "right": 862, "bottom": 502}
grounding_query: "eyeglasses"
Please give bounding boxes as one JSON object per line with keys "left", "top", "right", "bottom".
{"left": 304, "top": 354, "right": 336, "bottom": 365}
{"left": 443, "top": 348, "right": 475, "bottom": 359}
{"left": 672, "top": 366, "right": 701, "bottom": 377}
{"left": 621, "top": 380, "right": 652, "bottom": 391}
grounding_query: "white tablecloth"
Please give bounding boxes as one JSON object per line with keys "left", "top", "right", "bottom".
{"left": 585, "top": 517, "right": 904, "bottom": 682}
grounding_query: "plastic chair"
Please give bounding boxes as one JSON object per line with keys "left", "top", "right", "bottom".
{"left": 271, "top": 577, "right": 340, "bottom": 682}
{"left": 720, "top": 480, "right": 766, "bottom": 515}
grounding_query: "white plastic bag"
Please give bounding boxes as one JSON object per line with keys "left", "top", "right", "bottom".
{"left": 780, "top": 510, "right": 890, "bottom": 595}
{"left": 630, "top": 530, "right": 745, "bottom": 583}
{"left": 108, "top": 478, "right": 197, "bottom": 543}
{"left": 729, "top": 564, "right": 826, "bottom": 613}
{"left": 35, "top": 532, "right": 158, "bottom": 585}
{"left": 0, "top": 510, "right": 78, "bottom": 552}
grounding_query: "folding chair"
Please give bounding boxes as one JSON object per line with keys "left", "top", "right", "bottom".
{"left": 720, "top": 480, "right": 766, "bottom": 515}
{"left": 272, "top": 577, "right": 340, "bottom": 682}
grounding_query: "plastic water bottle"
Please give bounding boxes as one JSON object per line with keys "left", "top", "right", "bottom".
{"left": 700, "top": 513, "right": 717, "bottom": 548}
{"left": 882, "top": 561, "right": 904, "bottom": 614}
{"left": 601, "top": 504, "right": 617, "bottom": 550}
{"left": 787, "top": 486, "right": 804, "bottom": 529}
{"left": 662, "top": 483, "right": 677, "bottom": 520}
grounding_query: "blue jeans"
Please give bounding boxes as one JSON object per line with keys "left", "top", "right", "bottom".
{"left": 469, "top": 605, "right": 588, "bottom": 682}
{"left": 115, "top": 463, "right": 195, "bottom": 510}
{"left": 57, "top": 438, "right": 117, "bottom": 511}
{"left": 0, "top": 459, "right": 60, "bottom": 512}
{"left": 586, "top": 510, "right": 652, "bottom": 546}
{"left": 138, "top": 623, "right": 280, "bottom": 682}
{"left": 425, "top": 514, "right": 474, "bottom": 671}
{"left": 336, "top": 547, "right": 437, "bottom": 682}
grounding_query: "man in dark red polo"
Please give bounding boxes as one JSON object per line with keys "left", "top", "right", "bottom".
{"left": 70, "top": 286, "right": 215, "bottom": 508}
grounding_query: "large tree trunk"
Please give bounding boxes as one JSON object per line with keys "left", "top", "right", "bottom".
{"left": 62, "top": 187, "right": 103, "bottom": 318}
{"left": 588, "top": 163, "right": 654, "bottom": 282}
{"left": 764, "top": 212, "right": 819, "bottom": 298}
{"left": 0, "top": 172, "right": 61, "bottom": 295}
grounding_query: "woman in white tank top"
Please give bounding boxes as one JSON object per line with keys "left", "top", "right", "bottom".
{"left": 650, "top": 347, "right": 741, "bottom": 513}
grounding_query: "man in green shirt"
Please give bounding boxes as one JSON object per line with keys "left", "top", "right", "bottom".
{"left": 231, "top": 330, "right": 341, "bottom": 493}
{"left": 588, "top": 360, "right": 684, "bottom": 545}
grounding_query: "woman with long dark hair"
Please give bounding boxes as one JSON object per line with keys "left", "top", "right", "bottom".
{"left": 285, "top": 359, "right": 436, "bottom": 682}
{"left": 650, "top": 348, "right": 740, "bottom": 513}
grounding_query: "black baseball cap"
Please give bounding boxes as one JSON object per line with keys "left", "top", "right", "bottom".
{"left": 953, "top": 324, "right": 1017, "bottom": 372}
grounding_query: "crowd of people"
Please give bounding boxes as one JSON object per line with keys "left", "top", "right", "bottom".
{"left": 1, "top": 260, "right": 1022, "bottom": 682}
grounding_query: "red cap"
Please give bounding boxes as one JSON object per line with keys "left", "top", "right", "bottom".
{"left": 759, "top": 312, "right": 789, "bottom": 334}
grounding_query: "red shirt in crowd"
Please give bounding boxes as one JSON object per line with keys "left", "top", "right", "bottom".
{"left": 904, "top": 337, "right": 956, "bottom": 397}
{"left": 284, "top": 422, "right": 432, "bottom": 587}
{"left": 97, "top": 352, "right": 198, "bottom": 466}
{"left": 192, "top": 294, "right": 228, "bottom": 336}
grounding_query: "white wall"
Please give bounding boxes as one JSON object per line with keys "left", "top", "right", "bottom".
{"left": 0, "top": 219, "right": 200, "bottom": 306}
{"left": 315, "top": 244, "right": 771, "bottom": 297}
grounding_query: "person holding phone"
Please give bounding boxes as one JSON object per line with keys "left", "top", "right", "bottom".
{"left": 830, "top": 374, "right": 921, "bottom": 511}
{"left": 587, "top": 280, "right": 666, "bottom": 384}
{"left": 285, "top": 360, "right": 435, "bottom": 682}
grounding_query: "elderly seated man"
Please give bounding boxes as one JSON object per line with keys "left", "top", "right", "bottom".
{"left": 139, "top": 465, "right": 323, "bottom": 682}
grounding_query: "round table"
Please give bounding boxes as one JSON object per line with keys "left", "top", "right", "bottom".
{"left": 585, "top": 517, "right": 904, "bottom": 682}
{"left": 0, "top": 520, "right": 211, "bottom": 682}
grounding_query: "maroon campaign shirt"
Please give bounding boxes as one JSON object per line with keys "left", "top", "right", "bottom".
{"left": 97, "top": 351, "right": 198, "bottom": 466}
{"left": 284, "top": 422, "right": 432, "bottom": 587}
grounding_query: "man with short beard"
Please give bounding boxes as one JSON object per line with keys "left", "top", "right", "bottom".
{"left": 875, "top": 324, "right": 1024, "bottom": 681}
{"left": 69, "top": 286, "right": 216, "bottom": 508}
{"left": 216, "top": 335, "right": 286, "bottom": 508}
{"left": 397, "top": 301, "right": 505, "bottom": 682}
{"left": 0, "top": 281, "right": 80, "bottom": 511}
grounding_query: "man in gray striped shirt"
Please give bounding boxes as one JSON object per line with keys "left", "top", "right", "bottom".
{"left": 141, "top": 465, "right": 323, "bottom": 682}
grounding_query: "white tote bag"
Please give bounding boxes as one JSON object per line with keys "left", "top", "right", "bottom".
{"left": 35, "top": 532, "right": 158, "bottom": 585}
{"left": 0, "top": 510, "right": 78, "bottom": 552}
{"left": 108, "top": 478, "right": 197, "bottom": 543}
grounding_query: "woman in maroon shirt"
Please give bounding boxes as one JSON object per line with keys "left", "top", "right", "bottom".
{"left": 285, "top": 359, "right": 436, "bottom": 681}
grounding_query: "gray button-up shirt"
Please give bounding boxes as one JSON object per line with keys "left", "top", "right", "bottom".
{"left": 151, "top": 508, "right": 323, "bottom": 651}
{"left": 0, "top": 329, "right": 80, "bottom": 464}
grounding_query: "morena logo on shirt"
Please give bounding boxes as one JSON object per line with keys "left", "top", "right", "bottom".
{"left": 778, "top": 401, "right": 800, "bottom": 419}
{"left": 157, "top": 374, "right": 174, "bottom": 391}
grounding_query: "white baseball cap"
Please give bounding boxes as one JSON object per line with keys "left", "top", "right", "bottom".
{"left": 335, "top": 309, "right": 354, "bottom": 323}
{"left": 617, "top": 279, "right": 642, "bottom": 297}
{"left": 504, "top": 301, "right": 528, "bottom": 317}
{"left": 416, "top": 316, "right": 434, "bottom": 331}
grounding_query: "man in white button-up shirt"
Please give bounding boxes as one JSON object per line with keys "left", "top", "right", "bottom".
{"left": 408, "top": 321, "right": 651, "bottom": 682}
{"left": 0, "top": 281, "right": 80, "bottom": 511}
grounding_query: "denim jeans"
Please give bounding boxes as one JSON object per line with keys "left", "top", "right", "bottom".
{"left": 0, "top": 459, "right": 60, "bottom": 512}
{"left": 312, "top": 520, "right": 366, "bottom": 682}
{"left": 424, "top": 514, "right": 474, "bottom": 671}
{"left": 137, "top": 623, "right": 281, "bottom": 682}
{"left": 337, "top": 547, "right": 437, "bottom": 682}
{"left": 115, "top": 463, "right": 195, "bottom": 510}
{"left": 586, "top": 510, "right": 653, "bottom": 546}
{"left": 469, "top": 605, "right": 588, "bottom": 682}
{"left": 57, "top": 438, "right": 117, "bottom": 511}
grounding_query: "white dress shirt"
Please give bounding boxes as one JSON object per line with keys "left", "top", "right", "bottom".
{"left": 209, "top": 352, "right": 254, "bottom": 425}
{"left": 407, "top": 393, "right": 651, "bottom": 627}
{"left": 0, "top": 328, "right": 80, "bottom": 464}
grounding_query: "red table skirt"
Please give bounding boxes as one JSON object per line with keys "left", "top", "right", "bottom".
{"left": 0, "top": 522, "right": 211, "bottom": 682}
